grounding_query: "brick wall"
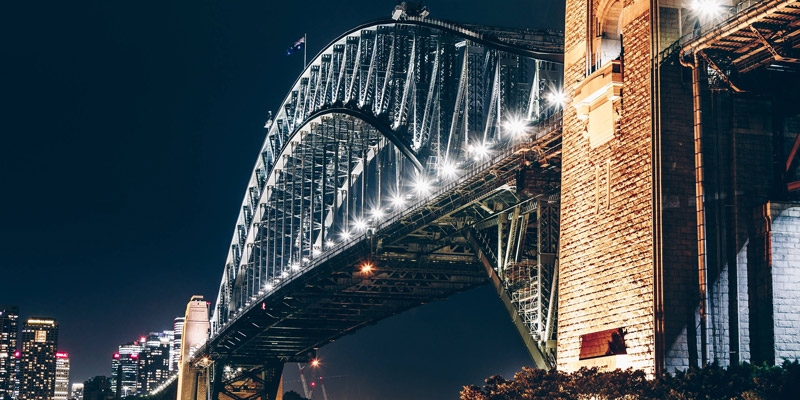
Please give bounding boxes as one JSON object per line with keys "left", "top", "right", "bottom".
{"left": 558, "top": 0, "right": 655, "bottom": 374}
{"left": 751, "top": 202, "right": 800, "bottom": 365}
{"left": 769, "top": 203, "right": 800, "bottom": 363}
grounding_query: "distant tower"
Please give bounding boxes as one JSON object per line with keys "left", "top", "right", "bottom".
{"left": 138, "top": 332, "right": 171, "bottom": 392}
{"left": 0, "top": 306, "right": 19, "bottom": 400}
{"left": 171, "top": 317, "right": 185, "bottom": 372}
{"left": 110, "top": 341, "right": 143, "bottom": 397}
{"left": 19, "top": 318, "right": 58, "bottom": 400}
{"left": 176, "top": 296, "right": 209, "bottom": 400}
{"left": 53, "top": 352, "right": 70, "bottom": 400}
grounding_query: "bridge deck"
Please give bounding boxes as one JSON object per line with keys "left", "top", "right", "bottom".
{"left": 195, "top": 114, "right": 562, "bottom": 366}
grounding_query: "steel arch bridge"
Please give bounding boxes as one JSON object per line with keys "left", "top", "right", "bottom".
{"left": 192, "top": 13, "right": 564, "bottom": 400}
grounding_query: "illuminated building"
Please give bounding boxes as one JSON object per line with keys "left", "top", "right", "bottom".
{"left": 0, "top": 305, "right": 18, "bottom": 400}
{"left": 69, "top": 383, "right": 83, "bottom": 400}
{"left": 138, "top": 332, "right": 171, "bottom": 392}
{"left": 110, "top": 341, "right": 142, "bottom": 397}
{"left": 54, "top": 353, "right": 69, "bottom": 400}
{"left": 171, "top": 317, "right": 184, "bottom": 371}
{"left": 18, "top": 318, "right": 58, "bottom": 400}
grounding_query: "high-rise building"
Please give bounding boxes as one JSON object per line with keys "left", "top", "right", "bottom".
{"left": 18, "top": 318, "right": 58, "bottom": 400}
{"left": 171, "top": 317, "right": 184, "bottom": 371}
{"left": 110, "top": 340, "right": 142, "bottom": 398}
{"left": 69, "top": 383, "right": 83, "bottom": 400}
{"left": 138, "top": 333, "right": 171, "bottom": 393}
{"left": 53, "top": 353, "right": 69, "bottom": 400}
{"left": 0, "top": 306, "right": 19, "bottom": 400}
{"left": 161, "top": 330, "right": 174, "bottom": 372}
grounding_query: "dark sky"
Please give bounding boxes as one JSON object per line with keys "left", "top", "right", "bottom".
{"left": 1, "top": 1, "right": 563, "bottom": 398}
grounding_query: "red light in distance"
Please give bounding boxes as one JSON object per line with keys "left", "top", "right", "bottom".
{"left": 14, "top": 351, "right": 20, "bottom": 358}
{"left": 56, "top": 352, "right": 68, "bottom": 359}
{"left": 140, "top": 337, "right": 146, "bottom": 342}
{"left": 130, "top": 354, "right": 139, "bottom": 359}
{"left": 113, "top": 353, "right": 120, "bottom": 359}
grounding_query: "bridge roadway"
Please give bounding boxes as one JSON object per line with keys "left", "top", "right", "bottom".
{"left": 192, "top": 112, "right": 562, "bottom": 368}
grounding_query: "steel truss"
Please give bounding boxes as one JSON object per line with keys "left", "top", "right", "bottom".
{"left": 201, "top": 15, "right": 564, "bottom": 379}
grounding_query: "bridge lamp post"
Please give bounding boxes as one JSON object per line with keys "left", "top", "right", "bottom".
{"left": 325, "top": 239, "right": 335, "bottom": 248}
{"left": 340, "top": 230, "right": 352, "bottom": 241}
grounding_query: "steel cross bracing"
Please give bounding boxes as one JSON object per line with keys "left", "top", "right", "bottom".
{"left": 198, "top": 113, "right": 562, "bottom": 372}
{"left": 202, "top": 16, "right": 564, "bottom": 375}
{"left": 677, "top": 0, "right": 800, "bottom": 81}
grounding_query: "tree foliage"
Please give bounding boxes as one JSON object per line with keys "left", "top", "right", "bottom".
{"left": 461, "top": 361, "right": 800, "bottom": 400}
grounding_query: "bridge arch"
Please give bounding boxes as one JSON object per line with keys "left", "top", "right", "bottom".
{"left": 207, "top": 16, "right": 564, "bottom": 373}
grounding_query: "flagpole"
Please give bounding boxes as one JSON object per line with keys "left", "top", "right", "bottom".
{"left": 303, "top": 33, "right": 307, "bottom": 68}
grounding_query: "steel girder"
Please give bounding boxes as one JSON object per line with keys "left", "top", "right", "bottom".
{"left": 212, "top": 18, "right": 562, "bottom": 333}
{"left": 203, "top": 16, "right": 564, "bottom": 374}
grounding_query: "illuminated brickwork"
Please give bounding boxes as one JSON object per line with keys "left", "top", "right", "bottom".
{"left": 559, "top": 0, "right": 656, "bottom": 374}
{"left": 559, "top": 0, "right": 800, "bottom": 374}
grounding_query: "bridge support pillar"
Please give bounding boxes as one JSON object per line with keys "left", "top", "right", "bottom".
{"left": 261, "top": 361, "right": 283, "bottom": 400}
{"left": 178, "top": 364, "right": 208, "bottom": 400}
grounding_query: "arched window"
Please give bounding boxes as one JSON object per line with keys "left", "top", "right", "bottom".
{"left": 595, "top": 0, "right": 623, "bottom": 69}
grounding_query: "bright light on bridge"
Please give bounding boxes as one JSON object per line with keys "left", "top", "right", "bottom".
{"left": 361, "top": 263, "right": 373, "bottom": 273}
{"left": 371, "top": 207, "right": 385, "bottom": 221}
{"left": 390, "top": 193, "right": 406, "bottom": 209}
{"left": 545, "top": 89, "right": 567, "bottom": 108}
{"left": 438, "top": 161, "right": 459, "bottom": 179}
{"left": 468, "top": 142, "right": 490, "bottom": 161}
{"left": 503, "top": 117, "right": 528, "bottom": 137}
{"left": 691, "top": 0, "right": 725, "bottom": 22}
{"left": 354, "top": 218, "right": 369, "bottom": 231}
{"left": 413, "top": 175, "right": 433, "bottom": 196}
{"left": 325, "top": 239, "right": 335, "bottom": 248}
{"left": 340, "top": 230, "right": 352, "bottom": 241}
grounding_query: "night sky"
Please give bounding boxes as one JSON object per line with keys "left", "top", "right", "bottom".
{"left": 1, "top": 1, "right": 563, "bottom": 398}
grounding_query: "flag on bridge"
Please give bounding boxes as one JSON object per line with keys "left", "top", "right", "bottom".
{"left": 286, "top": 36, "right": 305, "bottom": 56}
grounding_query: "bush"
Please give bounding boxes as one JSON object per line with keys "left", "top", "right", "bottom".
{"left": 461, "top": 360, "right": 800, "bottom": 400}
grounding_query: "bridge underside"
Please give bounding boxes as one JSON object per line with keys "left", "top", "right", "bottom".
{"left": 192, "top": 113, "right": 562, "bottom": 400}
